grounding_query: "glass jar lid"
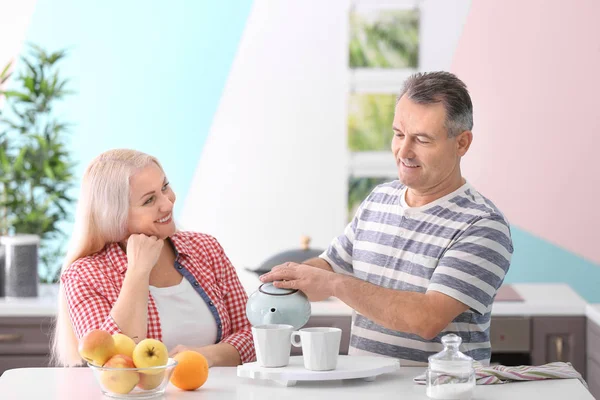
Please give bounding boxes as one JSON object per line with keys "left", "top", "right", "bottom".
{"left": 428, "top": 334, "right": 474, "bottom": 374}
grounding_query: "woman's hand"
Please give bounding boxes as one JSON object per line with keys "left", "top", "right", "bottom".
{"left": 125, "top": 234, "right": 163, "bottom": 276}
{"left": 169, "top": 345, "right": 214, "bottom": 367}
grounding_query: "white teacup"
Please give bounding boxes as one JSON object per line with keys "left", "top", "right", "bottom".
{"left": 252, "top": 324, "right": 294, "bottom": 367}
{"left": 291, "top": 327, "right": 342, "bottom": 371}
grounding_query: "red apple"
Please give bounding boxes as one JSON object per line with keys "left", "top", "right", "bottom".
{"left": 137, "top": 370, "right": 165, "bottom": 390}
{"left": 100, "top": 355, "right": 139, "bottom": 394}
{"left": 78, "top": 329, "right": 117, "bottom": 366}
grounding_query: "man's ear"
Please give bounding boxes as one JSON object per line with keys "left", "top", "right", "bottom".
{"left": 456, "top": 130, "right": 473, "bottom": 156}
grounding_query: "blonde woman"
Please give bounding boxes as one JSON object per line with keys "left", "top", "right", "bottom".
{"left": 51, "top": 149, "right": 255, "bottom": 367}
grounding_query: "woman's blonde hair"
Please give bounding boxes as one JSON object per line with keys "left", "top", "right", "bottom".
{"left": 51, "top": 149, "right": 162, "bottom": 366}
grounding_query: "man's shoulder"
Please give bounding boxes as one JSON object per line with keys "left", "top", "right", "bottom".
{"left": 366, "top": 180, "right": 404, "bottom": 202}
{"left": 452, "top": 185, "right": 513, "bottom": 252}
{"left": 447, "top": 183, "right": 510, "bottom": 226}
{"left": 375, "top": 179, "right": 404, "bottom": 192}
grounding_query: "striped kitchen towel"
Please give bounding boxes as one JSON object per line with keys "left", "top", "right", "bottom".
{"left": 413, "top": 361, "right": 588, "bottom": 388}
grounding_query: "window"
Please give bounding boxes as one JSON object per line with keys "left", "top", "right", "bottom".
{"left": 347, "top": 0, "right": 420, "bottom": 220}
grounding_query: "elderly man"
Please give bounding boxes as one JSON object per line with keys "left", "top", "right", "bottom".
{"left": 260, "top": 71, "right": 513, "bottom": 366}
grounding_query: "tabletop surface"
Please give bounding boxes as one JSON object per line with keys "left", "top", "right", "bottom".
{"left": 0, "top": 363, "right": 593, "bottom": 400}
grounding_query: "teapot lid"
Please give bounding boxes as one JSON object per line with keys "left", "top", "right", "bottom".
{"left": 259, "top": 282, "right": 298, "bottom": 296}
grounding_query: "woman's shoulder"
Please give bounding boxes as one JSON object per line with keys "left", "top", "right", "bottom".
{"left": 62, "top": 246, "right": 114, "bottom": 280}
{"left": 173, "top": 231, "right": 219, "bottom": 245}
{"left": 172, "top": 231, "right": 224, "bottom": 256}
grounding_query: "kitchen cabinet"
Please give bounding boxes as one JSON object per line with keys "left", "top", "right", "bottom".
{"left": 0, "top": 283, "right": 593, "bottom": 383}
{"left": 0, "top": 317, "right": 52, "bottom": 375}
{"left": 489, "top": 316, "right": 532, "bottom": 366}
{"left": 0, "top": 314, "right": 590, "bottom": 381}
{"left": 587, "top": 318, "right": 600, "bottom": 399}
{"left": 531, "top": 316, "right": 587, "bottom": 379}
{"left": 290, "top": 313, "right": 588, "bottom": 380}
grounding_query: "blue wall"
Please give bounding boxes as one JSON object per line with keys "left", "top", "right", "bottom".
{"left": 507, "top": 227, "right": 600, "bottom": 302}
{"left": 21, "top": 0, "right": 253, "bottom": 280}
{"left": 24, "top": 0, "right": 254, "bottom": 215}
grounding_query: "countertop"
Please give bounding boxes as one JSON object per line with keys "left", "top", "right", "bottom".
{"left": 237, "top": 269, "right": 590, "bottom": 317}
{"left": 586, "top": 304, "right": 600, "bottom": 326}
{"left": 0, "top": 271, "right": 591, "bottom": 319}
{"left": 0, "top": 364, "right": 592, "bottom": 400}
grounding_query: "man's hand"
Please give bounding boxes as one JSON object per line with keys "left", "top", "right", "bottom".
{"left": 259, "top": 262, "right": 336, "bottom": 301}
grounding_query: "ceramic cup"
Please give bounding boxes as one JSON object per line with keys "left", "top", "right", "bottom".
{"left": 252, "top": 324, "right": 294, "bottom": 367}
{"left": 291, "top": 327, "right": 342, "bottom": 371}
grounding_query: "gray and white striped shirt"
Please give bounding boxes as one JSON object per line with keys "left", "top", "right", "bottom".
{"left": 320, "top": 180, "right": 513, "bottom": 365}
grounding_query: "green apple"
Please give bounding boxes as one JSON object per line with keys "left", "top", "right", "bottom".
{"left": 132, "top": 338, "right": 168, "bottom": 375}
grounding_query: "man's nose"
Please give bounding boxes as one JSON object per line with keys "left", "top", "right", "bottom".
{"left": 398, "top": 140, "right": 415, "bottom": 160}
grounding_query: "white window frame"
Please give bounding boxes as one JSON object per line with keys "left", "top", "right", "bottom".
{"left": 347, "top": 0, "right": 421, "bottom": 183}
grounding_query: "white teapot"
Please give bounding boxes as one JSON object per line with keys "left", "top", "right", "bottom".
{"left": 245, "top": 282, "right": 311, "bottom": 330}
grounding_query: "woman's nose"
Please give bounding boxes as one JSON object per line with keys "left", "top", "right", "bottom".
{"left": 158, "top": 193, "right": 174, "bottom": 210}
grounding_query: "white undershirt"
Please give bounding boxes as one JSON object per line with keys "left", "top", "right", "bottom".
{"left": 149, "top": 277, "right": 218, "bottom": 352}
{"left": 400, "top": 187, "right": 411, "bottom": 209}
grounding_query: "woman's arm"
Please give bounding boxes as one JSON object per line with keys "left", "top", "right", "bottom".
{"left": 64, "top": 235, "right": 164, "bottom": 342}
{"left": 62, "top": 273, "right": 123, "bottom": 338}
{"left": 169, "top": 235, "right": 255, "bottom": 366}
{"left": 212, "top": 238, "right": 255, "bottom": 364}
{"left": 62, "top": 265, "right": 152, "bottom": 341}
{"left": 109, "top": 234, "right": 164, "bottom": 341}
{"left": 169, "top": 342, "right": 240, "bottom": 367}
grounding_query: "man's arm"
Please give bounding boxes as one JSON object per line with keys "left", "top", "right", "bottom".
{"left": 331, "top": 273, "right": 468, "bottom": 340}
{"left": 261, "top": 264, "right": 468, "bottom": 339}
{"left": 262, "top": 216, "right": 512, "bottom": 340}
{"left": 302, "top": 257, "right": 333, "bottom": 272}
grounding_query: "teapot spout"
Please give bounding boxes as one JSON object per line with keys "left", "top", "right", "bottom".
{"left": 264, "top": 308, "right": 281, "bottom": 325}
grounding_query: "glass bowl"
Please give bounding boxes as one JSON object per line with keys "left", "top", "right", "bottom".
{"left": 88, "top": 358, "right": 178, "bottom": 399}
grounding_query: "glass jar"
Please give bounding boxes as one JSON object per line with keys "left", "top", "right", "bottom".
{"left": 426, "top": 334, "right": 475, "bottom": 400}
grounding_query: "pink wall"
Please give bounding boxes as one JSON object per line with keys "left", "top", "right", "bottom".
{"left": 453, "top": 0, "right": 600, "bottom": 264}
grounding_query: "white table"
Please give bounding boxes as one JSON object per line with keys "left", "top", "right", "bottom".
{"left": 0, "top": 365, "right": 593, "bottom": 400}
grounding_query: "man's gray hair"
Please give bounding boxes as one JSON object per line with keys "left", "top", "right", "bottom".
{"left": 398, "top": 71, "right": 473, "bottom": 138}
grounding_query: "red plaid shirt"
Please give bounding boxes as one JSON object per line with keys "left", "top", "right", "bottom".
{"left": 61, "top": 231, "right": 255, "bottom": 364}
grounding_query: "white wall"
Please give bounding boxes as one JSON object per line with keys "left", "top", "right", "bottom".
{"left": 181, "top": 0, "right": 472, "bottom": 270}
{"left": 420, "top": 0, "right": 472, "bottom": 70}
{"left": 0, "top": 0, "right": 37, "bottom": 108}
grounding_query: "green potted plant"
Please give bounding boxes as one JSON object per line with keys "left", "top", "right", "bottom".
{"left": 0, "top": 44, "right": 76, "bottom": 291}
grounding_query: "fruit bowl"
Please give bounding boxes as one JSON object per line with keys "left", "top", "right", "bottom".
{"left": 88, "top": 358, "right": 178, "bottom": 399}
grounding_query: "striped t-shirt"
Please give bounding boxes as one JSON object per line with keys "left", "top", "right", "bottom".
{"left": 320, "top": 180, "right": 513, "bottom": 366}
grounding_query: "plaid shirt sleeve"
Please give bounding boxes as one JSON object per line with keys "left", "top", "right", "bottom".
{"left": 210, "top": 238, "right": 256, "bottom": 363}
{"left": 61, "top": 265, "right": 122, "bottom": 339}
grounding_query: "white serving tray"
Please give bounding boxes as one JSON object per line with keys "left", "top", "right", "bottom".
{"left": 237, "top": 355, "right": 400, "bottom": 387}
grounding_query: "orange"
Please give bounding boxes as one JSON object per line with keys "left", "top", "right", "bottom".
{"left": 170, "top": 351, "right": 209, "bottom": 391}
